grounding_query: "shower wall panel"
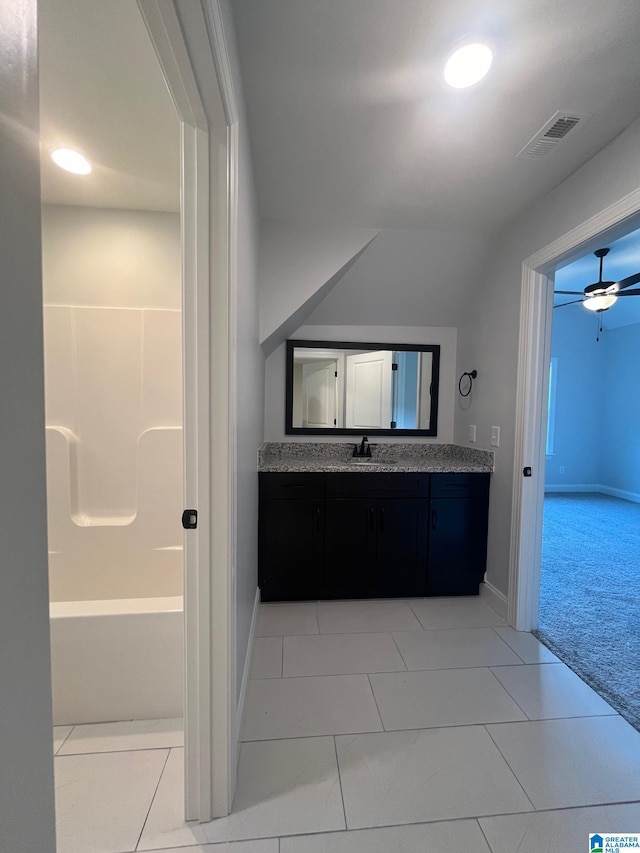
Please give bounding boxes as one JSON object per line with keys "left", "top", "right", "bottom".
{"left": 42, "top": 205, "right": 182, "bottom": 602}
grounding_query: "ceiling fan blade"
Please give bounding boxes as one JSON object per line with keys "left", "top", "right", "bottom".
{"left": 612, "top": 289, "right": 640, "bottom": 297}
{"left": 555, "top": 290, "right": 584, "bottom": 295}
{"left": 616, "top": 271, "right": 640, "bottom": 291}
{"left": 554, "top": 298, "right": 584, "bottom": 308}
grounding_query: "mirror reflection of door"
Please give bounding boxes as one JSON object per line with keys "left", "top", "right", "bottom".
{"left": 417, "top": 351, "right": 433, "bottom": 429}
{"left": 301, "top": 360, "right": 338, "bottom": 428}
{"left": 345, "top": 350, "right": 393, "bottom": 429}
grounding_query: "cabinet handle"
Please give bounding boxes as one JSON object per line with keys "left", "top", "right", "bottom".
{"left": 380, "top": 506, "right": 385, "bottom": 532}
{"left": 431, "top": 507, "right": 437, "bottom": 530}
{"left": 317, "top": 507, "right": 321, "bottom": 532}
{"left": 370, "top": 506, "right": 375, "bottom": 531}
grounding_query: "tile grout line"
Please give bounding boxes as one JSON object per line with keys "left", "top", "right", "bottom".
{"left": 481, "top": 723, "right": 536, "bottom": 813}
{"left": 489, "top": 625, "right": 529, "bottom": 664}
{"left": 389, "top": 631, "right": 409, "bottom": 670}
{"left": 133, "top": 746, "right": 172, "bottom": 852}
{"left": 476, "top": 816, "right": 496, "bottom": 852}
{"left": 485, "top": 666, "right": 532, "bottom": 721}
{"left": 54, "top": 743, "right": 182, "bottom": 758}
{"left": 406, "top": 598, "right": 428, "bottom": 629}
{"left": 193, "top": 799, "right": 640, "bottom": 847}
{"left": 366, "top": 673, "right": 386, "bottom": 731}
{"left": 54, "top": 724, "right": 75, "bottom": 755}
{"left": 332, "top": 735, "right": 349, "bottom": 832}
{"left": 120, "top": 795, "right": 640, "bottom": 850}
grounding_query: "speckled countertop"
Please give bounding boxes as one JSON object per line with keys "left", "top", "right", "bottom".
{"left": 258, "top": 442, "right": 494, "bottom": 473}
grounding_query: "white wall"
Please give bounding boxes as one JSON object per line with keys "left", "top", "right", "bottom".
{"left": 265, "top": 324, "right": 457, "bottom": 443}
{"left": 455, "top": 117, "right": 640, "bottom": 597}
{"left": 305, "top": 228, "right": 490, "bottom": 327}
{"left": 0, "top": 1, "right": 57, "bottom": 848}
{"left": 546, "top": 315, "right": 640, "bottom": 497}
{"left": 41, "top": 205, "right": 180, "bottom": 308}
{"left": 600, "top": 323, "right": 640, "bottom": 497}
{"left": 259, "top": 222, "right": 379, "bottom": 348}
{"left": 544, "top": 306, "right": 604, "bottom": 488}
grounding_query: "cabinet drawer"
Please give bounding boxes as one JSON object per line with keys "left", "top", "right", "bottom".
{"left": 430, "top": 472, "right": 489, "bottom": 499}
{"left": 326, "top": 472, "right": 428, "bottom": 499}
{"left": 259, "top": 472, "right": 326, "bottom": 500}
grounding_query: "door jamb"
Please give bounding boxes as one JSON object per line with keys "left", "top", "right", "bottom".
{"left": 509, "top": 186, "right": 640, "bottom": 631}
{"left": 137, "top": 0, "right": 239, "bottom": 821}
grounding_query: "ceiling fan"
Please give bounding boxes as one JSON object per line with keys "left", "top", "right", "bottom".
{"left": 555, "top": 247, "right": 640, "bottom": 312}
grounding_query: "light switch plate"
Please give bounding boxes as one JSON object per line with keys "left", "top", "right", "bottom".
{"left": 469, "top": 425, "right": 477, "bottom": 443}
{"left": 491, "top": 426, "right": 500, "bottom": 447}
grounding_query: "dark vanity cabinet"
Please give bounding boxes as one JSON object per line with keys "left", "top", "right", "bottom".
{"left": 427, "top": 473, "right": 490, "bottom": 596}
{"left": 324, "top": 474, "right": 428, "bottom": 598}
{"left": 258, "top": 473, "right": 325, "bottom": 602}
{"left": 259, "top": 471, "right": 489, "bottom": 601}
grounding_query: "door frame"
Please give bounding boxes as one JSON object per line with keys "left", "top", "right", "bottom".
{"left": 509, "top": 185, "right": 640, "bottom": 631}
{"left": 138, "top": 0, "right": 238, "bottom": 820}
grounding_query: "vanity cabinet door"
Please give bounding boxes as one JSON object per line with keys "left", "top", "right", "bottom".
{"left": 323, "top": 499, "right": 376, "bottom": 599}
{"left": 375, "top": 498, "right": 428, "bottom": 597}
{"left": 258, "top": 498, "right": 324, "bottom": 601}
{"left": 427, "top": 473, "right": 489, "bottom": 596}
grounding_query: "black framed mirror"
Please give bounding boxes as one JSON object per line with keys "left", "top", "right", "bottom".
{"left": 285, "top": 339, "right": 440, "bottom": 436}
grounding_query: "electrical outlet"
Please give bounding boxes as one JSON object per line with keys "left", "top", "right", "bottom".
{"left": 490, "top": 426, "right": 500, "bottom": 447}
{"left": 469, "top": 425, "right": 477, "bottom": 443}
{"left": 559, "top": 466, "right": 565, "bottom": 474}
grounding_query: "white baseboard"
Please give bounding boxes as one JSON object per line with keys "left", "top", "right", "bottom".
{"left": 598, "top": 485, "right": 640, "bottom": 504}
{"left": 480, "top": 580, "right": 508, "bottom": 620}
{"left": 545, "top": 484, "right": 640, "bottom": 504}
{"left": 234, "top": 586, "right": 261, "bottom": 760}
{"left": 544, "top": 484, "right": 600, "bottom": 493}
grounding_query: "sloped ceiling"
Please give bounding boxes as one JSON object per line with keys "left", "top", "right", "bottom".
{"left": 232, "top": 0, "right": 640, "bottom": 233}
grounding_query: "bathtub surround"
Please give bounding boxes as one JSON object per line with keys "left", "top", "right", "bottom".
{"left": 43, "top": 308, "right": 183, "bottom": 601}
{"left": 42, "top": 206, "right": 183, "bottom": 602}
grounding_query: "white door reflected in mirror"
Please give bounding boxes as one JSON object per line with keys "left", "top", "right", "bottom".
{"left": 290, "top": 343, "right": 437, "bottom": 432}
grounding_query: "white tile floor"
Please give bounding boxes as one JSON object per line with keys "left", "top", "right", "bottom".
{"left": 53, "top": 597, "right": 640, "bottom": 853}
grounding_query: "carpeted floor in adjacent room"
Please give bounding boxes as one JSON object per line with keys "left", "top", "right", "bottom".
{"left": 536, "top": 492, "right": 640, "bottom": 730}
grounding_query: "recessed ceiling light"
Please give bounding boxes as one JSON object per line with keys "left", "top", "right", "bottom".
{"left": 444, "top": 43, "right": 493, "bottom": 89}
{"left": 51, "top": 148, "right": 92, "bottom": 175}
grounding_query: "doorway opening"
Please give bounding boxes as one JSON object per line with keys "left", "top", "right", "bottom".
{"left": 509, "top": 185, "right": 640, "bottom": 649}
{"left": 537, "top": 226, "right": 640, "bottom": 729}
{"left": 41, "top": 0, "right": 187, "bottom": 844}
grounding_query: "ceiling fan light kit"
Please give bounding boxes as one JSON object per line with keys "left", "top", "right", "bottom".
{"left": 582, "top": 294, "right": 618, "bottom": 312}
{"left": 554, "top": 246, "right": 640, "bottom": 313}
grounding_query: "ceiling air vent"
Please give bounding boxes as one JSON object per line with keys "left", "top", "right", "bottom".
{"left": 517, "top": 111, "right": 588, "bottom": 160}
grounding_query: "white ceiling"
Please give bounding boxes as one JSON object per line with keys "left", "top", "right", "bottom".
{"left": 39, "top": 0, "right": 180, "bottom": 212}
{"left": 231, "top": 0, "right": 640, "bottom": 232}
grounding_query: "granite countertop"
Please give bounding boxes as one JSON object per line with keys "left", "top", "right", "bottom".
{"left": 258, "top": 442, "right": 494, "bottom": 473}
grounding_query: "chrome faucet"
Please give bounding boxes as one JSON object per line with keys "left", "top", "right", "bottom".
{"left": 352, "top": 435, "right": 372, "bottom": 457}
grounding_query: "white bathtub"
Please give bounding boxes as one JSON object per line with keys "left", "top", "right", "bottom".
{"left": 50, "top": 596, "right": 183, "bottom": 726}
